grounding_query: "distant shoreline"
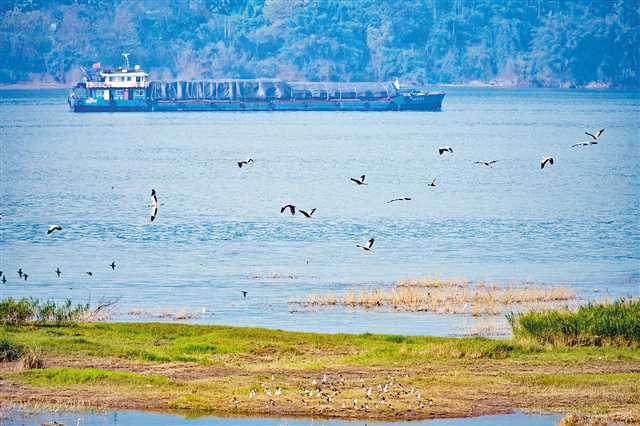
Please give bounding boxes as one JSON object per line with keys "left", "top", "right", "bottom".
{"left": 0, "top": 82, "right": 69, "bottom": 90}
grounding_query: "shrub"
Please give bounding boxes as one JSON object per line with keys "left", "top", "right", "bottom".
{"left": 0, "top": 298, "right": 90, "bottom": 326}
{"left": 21, "top": 347, "right": 45, "bottom": 370}
{"left": 0, "top": 336, "right": 22, "bottom": 362}
{"left": 507, "top": 298, "right": 640, "bottom": 347}
{"left": 0, "top": 298, "right": 34, "bottom": 326}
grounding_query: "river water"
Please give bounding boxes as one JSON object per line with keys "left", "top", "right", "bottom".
{"left": 3, "top": 408, "right": 561, "bottom": 426}
{"left": 0, "top": 88, "right": 638, "bottom": 335}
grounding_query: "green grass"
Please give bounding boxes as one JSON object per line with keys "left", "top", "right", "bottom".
{"left": 16, "top": 367, "right": 169, "bottom": 386}
{"left": 508, "top": 298, "right": 640, "bottom": 347}
{"left": 0, "top": 297, "right": 89, "bottom": 326}
{"left": 1, "top": 320, "right": 639, "bottom": 422}
{"left": 4, "top": 321, "right": 639, "bottom": 370}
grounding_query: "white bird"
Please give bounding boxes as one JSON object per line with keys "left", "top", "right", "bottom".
{"left": 474, "top": 160, "right": 497, "bottom": 167}
{"left": 585, "top": 128, "right": 605, "bottom": 142}
{"left": 280, "top": 204, "right": 296, "bottom": 215}
{"left": 150, "top": 189, "right": 159, "bottom": 222}
{"left": 47, "top": 225, "right": 62, "bottom": 234}
{"left": 356, "top": 238, "right": 375, "bottom": 251}
{"left": 350, "top": 175, "right": 367, "bottom": 185}
{"left": 540, "top": 156, "right": 554, "bottom": 169}
{"left": 386, "top": 197, "right": 411, "bottom": 203}
{"left": 438, "top": 146, "right": 453, "bottom": 155}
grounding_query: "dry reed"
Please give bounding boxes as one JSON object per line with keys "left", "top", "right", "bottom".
{"left": 290, "top": 277, "right": 576, "bottom": 317}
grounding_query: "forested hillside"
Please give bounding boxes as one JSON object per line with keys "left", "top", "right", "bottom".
{"left": 1, "top": 0, "right": 638, "bottom": 88}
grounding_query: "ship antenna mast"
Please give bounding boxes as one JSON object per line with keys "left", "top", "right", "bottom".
{"left": 121, "top": 53, "right": 130, "bottom": 70}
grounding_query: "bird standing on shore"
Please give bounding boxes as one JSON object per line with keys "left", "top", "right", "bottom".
{"left": 350, "top": 175, "right": 367, "bottom": 185}
{"left": 356, "top": 238, "right": 375, "bottom": 252}
{"left": 47, "top": 225, "right": 62, "bottom": 235}
{"left": 540, "top": 156, "right": 554, "bottom": 169}
{"left": 438, "top": 146, "right": 453, "bottom": 155}
{"left": 55, "top": 267, "right": 61, "bottom": 278}
{"left": 150, "top": 189, "right": 159, "bottom": 222}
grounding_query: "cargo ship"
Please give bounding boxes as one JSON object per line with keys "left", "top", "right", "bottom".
{"left": 68, "top": 55, "right": 444, "bottom": 112}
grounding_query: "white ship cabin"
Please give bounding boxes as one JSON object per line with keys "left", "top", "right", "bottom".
{"left": 86, "top": 65, "right": 149, "bottom": 89}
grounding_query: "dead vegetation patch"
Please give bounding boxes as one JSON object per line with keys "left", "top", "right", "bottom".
{"left": 291, "top": 276, "right": 576, "bottom": 317}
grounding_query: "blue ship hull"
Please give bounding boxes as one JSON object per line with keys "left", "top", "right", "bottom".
{"left": 70, "top": 94, "right": 445, "bottom": 112}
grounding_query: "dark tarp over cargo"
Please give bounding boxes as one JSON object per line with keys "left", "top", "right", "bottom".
{"left": 147, "top": 79, "right": 398, "bottom": 101}
{"left": 148, "top": 79, "right": 291, "bottom": 101}
{"left": 287, "top": 82, "right": 397, "bottom": 100}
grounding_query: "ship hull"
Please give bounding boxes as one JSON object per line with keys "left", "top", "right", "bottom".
{"left": 70, "top": 94, "right": 444, "bottom": 112}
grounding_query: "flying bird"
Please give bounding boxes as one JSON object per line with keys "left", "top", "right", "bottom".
{"left": 386, "top": 197, "right": 412, "bottom": 203}
{"left": 356, "top": 238, "right": 375, "bottom": 252}
{"left": 150, "top": 189, "right": 158, "bottom": 222}
{"left": 280, "top": 204, "right": 296, "bottom": 215}
{"left": 540, "top": 156, "right": 554, "bottom": 169}
{"left": 47, "top": 225, "right": 63, "bottom": 234}
{"left": 474, "top": 160, "right": 497, "bottom": 167}
{"left": 17, "top": 268, "right": 23, "bottom": 278}
{"left": 23, "top": 274, "right": 28, "bottom": 281}
{"left": 438, "top": 146, "right": 453, "bottom": 155}
{"left": 350, "top": 175, "right": 367, "bottom": 185}
{"left": 86, "top": 272, "right": 93, "bottom": 277}
{"left": 237, "top": 158, "right": 254, "bottom": 168}
{"left": 572, "top": 141, "right": 597, "bottom": 147}
{"left": 299, "top": 208, "right": 317, "bottom": 218}
{"left": 585, "top": 128, "right": 605, "bottom": 142}
{"left": 241, "top": 291, "right": 247, "bottom": 298}
{"left": 109, "top": 261, "right": 116, "bottom": 270}
{"left": 428, "top": 179, "right": 437, "bottom": 187}
{"left": 2, "top": 276, "right": 6, "bottom": 284}
{"left": 55, "top": 267, "right": 61, "bottom": 278}
{"left": 0, "top": 271, "right": 2, "bottom": 277}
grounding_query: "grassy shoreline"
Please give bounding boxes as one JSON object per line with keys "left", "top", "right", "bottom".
{"left": 1, "top": 322, "right": 639, "bottom": 423}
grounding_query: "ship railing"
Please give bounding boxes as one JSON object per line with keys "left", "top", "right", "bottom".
{"left": 86, "top": 82, "right": 148, "bottom": 89}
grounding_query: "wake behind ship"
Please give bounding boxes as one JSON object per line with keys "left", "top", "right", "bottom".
{"left": 68, "top": 56, "right": 445, "bottom": 112}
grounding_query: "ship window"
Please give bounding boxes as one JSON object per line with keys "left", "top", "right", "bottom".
{"left": 108, "top": 77, "right": 113, "bottom": 82}
{"left": 127, "top": 76, "right": 131, "bottom": 81}
{"left": 136, "top": 76, "right": 141, "bottom": 82}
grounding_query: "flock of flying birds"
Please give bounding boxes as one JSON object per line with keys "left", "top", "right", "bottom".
{"left": 1, "top": 128, "right": 605, "bottom": 288}
{"left": 277, "top": 127, "right": 605, "bottom": 253}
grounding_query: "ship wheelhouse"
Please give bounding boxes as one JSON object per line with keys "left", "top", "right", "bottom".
{"left": 70, "top": 54, "right": 151, "bottom": 111}
{"left": 84, "top": 66, "right": 149, "bottom": 103}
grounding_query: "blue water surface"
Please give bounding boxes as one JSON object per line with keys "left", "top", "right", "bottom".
{"left": 0, "top": 88, "right": 638, "bottom": 335}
